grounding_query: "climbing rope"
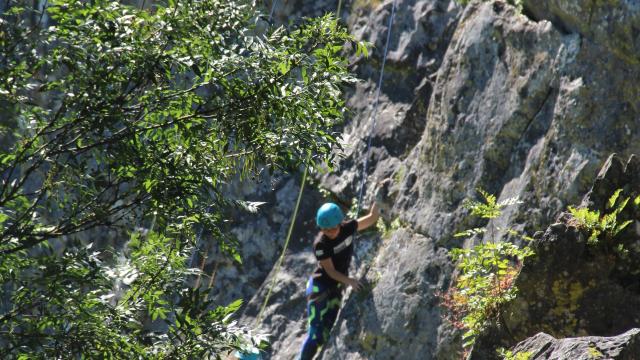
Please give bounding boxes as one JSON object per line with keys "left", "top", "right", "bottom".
{"left": 255, "top": 151, "right": 312, "bottom": 326}
{"left": 354, "top": 0, "right": 397, "bottom": 225}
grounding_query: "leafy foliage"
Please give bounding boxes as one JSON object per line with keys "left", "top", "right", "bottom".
{"left": 441, "top": 190, "right": 534, "bottom": 349}
{"left": 568, "top": 189, "right": 636, "bottom": 246}
{"left": 443, "top": 241, "right": 533, "bottom": 348}
{"left": 0, "top": 0, "right": 359, "bottom": 357}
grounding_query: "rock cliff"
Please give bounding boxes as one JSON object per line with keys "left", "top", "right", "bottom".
{"left": 226, "top": 0, "right": 640, "bottom": 359}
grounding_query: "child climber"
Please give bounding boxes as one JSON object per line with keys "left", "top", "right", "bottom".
{"left": 297, "top": 188, "right": 384, "bottom": 360}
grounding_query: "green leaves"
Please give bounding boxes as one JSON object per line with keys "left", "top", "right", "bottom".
{"left": 446, "top": 242, "right": 533, "bottom": 348}
{"left": 454, "top": 227, "right": 486, "bottom": 238}
{"left": 462, "top": 189, "right": 502, "bottom": 220}
{"left": 444, "top": 190, "right": 533, "bottom": 350}
{"left": 568, "top": 188, "right": 634, "bottom": 246}
{"left": 607, "top": 188, "right": 624, "bottom": 209}
{"left": 355, "top": 41, "right": 370, "bottom": 58}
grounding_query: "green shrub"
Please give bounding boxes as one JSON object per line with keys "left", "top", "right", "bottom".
{"left": 440, "top": 189, "right": 534, "bottom": 349}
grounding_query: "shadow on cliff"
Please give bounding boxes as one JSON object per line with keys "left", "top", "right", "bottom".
{"left": 471, "top": 154, "right": 640, "bottom": 359}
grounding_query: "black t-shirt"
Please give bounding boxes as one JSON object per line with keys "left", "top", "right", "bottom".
{"left": 311, "top": 219, "right": 358, "bottom": 288}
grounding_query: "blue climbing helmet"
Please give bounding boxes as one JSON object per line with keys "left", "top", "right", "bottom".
{"left": 316, "top": 202, "right": 344, "bottom": 229}
{"left": 235, "top": 351, "right": 262, "bottom": 360}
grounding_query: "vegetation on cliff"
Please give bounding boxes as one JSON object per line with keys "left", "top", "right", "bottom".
{"left": 441, "top": 190, "right": 534, "bottom": 354}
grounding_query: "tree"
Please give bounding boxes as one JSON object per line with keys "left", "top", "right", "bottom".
{"left": 0, "top": 0, "right": 361, "bottom": 357}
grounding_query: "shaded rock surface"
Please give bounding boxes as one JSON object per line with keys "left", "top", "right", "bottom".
{"left": 195, "top": 171, "right": 325, "bottom": 307}
{"left": 525, "top": 0, "right": 640, "bottom": 65}
{"left": 470, "top": 154, "right": 640, "bottom": 359}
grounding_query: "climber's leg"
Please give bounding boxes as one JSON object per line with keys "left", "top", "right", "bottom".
{"left": 320, "top": 290, "right": 341, "bottom": 343}
{"left": 299, "top": 278, "right": 329, "bottom": 360}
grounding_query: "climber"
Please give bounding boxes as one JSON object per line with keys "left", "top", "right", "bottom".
{"left": 297, "top": 180, "right": 390, "bottom": 360}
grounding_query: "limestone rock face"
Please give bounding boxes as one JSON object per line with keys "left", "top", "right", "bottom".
{"left": 321, "top": 0, "right": 461, "bottom": 205}
{"left": 235, "top": 0, "right": 640, "bottom": 359}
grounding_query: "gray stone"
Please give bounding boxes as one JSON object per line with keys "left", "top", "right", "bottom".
{"left": 320, "top": 228, "right": 452, "bottom": 360}
{"left": 511, "top": 329, "right": 640, "bottom": 360}
{"left": 524, "top": 0, "right": 640, "bottom": 65}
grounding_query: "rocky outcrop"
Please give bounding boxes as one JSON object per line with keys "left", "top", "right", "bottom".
{"left": 471, "top": 154, "right": 640, "bottom": 358}
{"left": 510, "top": 329, "right": 640, "bottom": 360}
{"left": 525, "top": 0, "right": 640, "bottom": 65}
{"left": 322, "top": 0, "right": 461, "bottom": 204}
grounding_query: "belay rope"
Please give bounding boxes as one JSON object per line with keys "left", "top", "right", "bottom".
{"left": 354, "top": 0, "right": 397, "bottom": 224}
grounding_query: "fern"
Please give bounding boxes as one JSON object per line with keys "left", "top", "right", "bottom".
{"left": 607, "top": 189, "right": 624, "bottom": 209}
{"left": 568, "top": 189, "right": 634, "bottom": 246}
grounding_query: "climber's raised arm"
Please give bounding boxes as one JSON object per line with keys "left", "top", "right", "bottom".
{"left": 357, "top": 202, "right": 380, "bottom": 231}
